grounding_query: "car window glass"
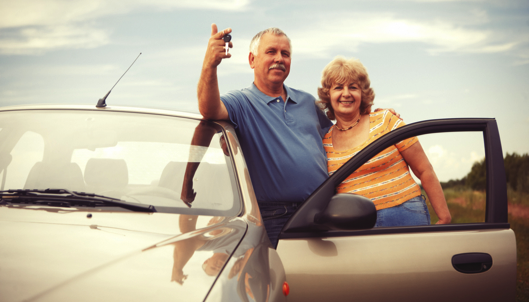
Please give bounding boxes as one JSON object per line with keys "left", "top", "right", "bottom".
{"left": 0, "top": 110, "right": 240, "bottom": 216}
{"left": 342, "top": 132, "right": 486, "bottom": 226}
{"left": 4, "top": 131, "right": 44, "bottom": 190}
{"left": 72, "top": 142, "right": 225, "bottom": 185}
{"left": 418, "top": 132, "right": 486, "bottom": 224}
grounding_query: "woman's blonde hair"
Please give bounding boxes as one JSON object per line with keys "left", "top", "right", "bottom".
{"left": 317, "top": 56, "right": 375, "bottom": 120}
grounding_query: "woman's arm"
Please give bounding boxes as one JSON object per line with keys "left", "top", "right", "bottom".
{"left": 400, "top": 142, "right": 452, "bottom": 224}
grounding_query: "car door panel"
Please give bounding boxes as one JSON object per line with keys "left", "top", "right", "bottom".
{"left": 277, "top": 228, "right": 516, "bottom": 301}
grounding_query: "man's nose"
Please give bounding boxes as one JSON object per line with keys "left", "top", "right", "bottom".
{"left": 273, "top": 52, "right": 284, "bottom": 62}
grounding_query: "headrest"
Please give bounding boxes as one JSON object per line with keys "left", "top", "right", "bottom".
{"left": 24, "top": 162, "right": 85, "bottom": 191}
{"left": 158, "top": 161, "right": 187, "bottom": 191}
{"left": 84, "top": 158, "right": 128, "bottom": 188}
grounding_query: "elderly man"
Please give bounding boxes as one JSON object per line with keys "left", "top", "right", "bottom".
{"left": 197, "top": 24, "right": 331, "bottom": 247}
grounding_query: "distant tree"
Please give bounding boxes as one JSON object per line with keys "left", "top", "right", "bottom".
{"left": 466, "top": 159, "right": 486, "bottom": 191}
{"left": 441, "top": 152, "right": 529, "bottom": 193}
{"left": 440, "top": 177, "right": 466, "bottom": 190}
{"left": 504, "top": 152, "right": 529, "bottom": 193}
{"left": 504, "top": 153, "right": 520, "bottom": 190}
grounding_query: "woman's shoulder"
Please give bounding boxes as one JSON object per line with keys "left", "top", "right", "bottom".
{"left": 369, "top": 109, "right": 405, "bottom": 133}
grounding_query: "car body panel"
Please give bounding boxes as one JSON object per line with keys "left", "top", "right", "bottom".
{"left": 0, "top": 207, "right": 247, "bottom": 302}
{"left": 278, "top": 228, "right": 516, "bottom": 301}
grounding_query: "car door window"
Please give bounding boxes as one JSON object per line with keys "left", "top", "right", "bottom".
{"left": 419, "top": 132, "right": 486, "bottom": 224}
{"left": 344, "top": 131, "right": 488, "bottom": 226}
{"left": 281, "top": 118, "right": 506, "bottom": 233}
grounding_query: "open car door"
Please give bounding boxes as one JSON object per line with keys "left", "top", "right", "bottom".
{"left": 276, "top": 118, "right": 516, "bottom": 302}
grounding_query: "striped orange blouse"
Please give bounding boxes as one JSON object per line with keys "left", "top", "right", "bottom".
{"left": 323, "top": 110, "right": 422, "bottom": 210}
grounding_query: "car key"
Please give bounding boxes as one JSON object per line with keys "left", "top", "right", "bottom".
{"left": 223, "top": 34, "right": 232, "bottom": 55}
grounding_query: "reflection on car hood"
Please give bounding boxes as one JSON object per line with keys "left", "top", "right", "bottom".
{"left": 0, "top": 207, "right": 247, "bottom": 302}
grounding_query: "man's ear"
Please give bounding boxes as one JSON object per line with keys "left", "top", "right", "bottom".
{"left": 248, "top": 52, "right": 255, "bottom": 69}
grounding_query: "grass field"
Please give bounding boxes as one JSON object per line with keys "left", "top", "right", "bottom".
{"left": 425, "top": 188, "right": 529, "bottom": 301}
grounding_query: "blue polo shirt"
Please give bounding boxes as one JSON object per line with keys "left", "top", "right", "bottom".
{"left": 221, "top": 83, "right": 333, "bottom": 202}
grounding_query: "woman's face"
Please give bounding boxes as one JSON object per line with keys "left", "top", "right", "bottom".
{"left": 329, "top": 81, "right": 362, "bottom": 118}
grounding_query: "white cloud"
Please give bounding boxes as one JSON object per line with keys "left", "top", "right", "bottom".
{"left": 1, "top": 0, "right": 527, "bottom": 65}
{"left": 0, "top": 25, "right": 109, "bottom": 55}
{"left": 468, "top": 151, "right": 484, "bottom": 163}
{"left": 428, "top": 145, "right": 447, "bottom": 159}
{"left": 469, "top": 8, "right": 490, "bottom": 24}
{"left": 376, "top": 94, "right": 419, "bottom": 107}
{"left": 417, "top": 143, "right": 486, "bottom": 181}
{"left": 513, "top": 45, "right": 529, "bottom": 65}
{"left": 291, "top": 12, "right": 523, "bottom": 59}
{"left": 0, "top": 1, "right": 101, "bottom": 28}
{"left": 0, "top": 0, "right": 249, "bottom": 54}
{"left": 412, "top": 0, "right": 486, "bottom": 2}
{"left": 0, "top": 0, "right": 250, "bottom": 28}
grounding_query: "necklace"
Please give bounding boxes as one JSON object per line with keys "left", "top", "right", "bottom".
{"left": 335, "top": 117, "right": 360, "bottom": 131}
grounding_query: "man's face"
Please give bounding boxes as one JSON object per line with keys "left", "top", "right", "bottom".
{"left": 249, "top": 33, "right": 291, "bottom": 87}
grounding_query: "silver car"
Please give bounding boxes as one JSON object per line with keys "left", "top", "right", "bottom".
{"left": 0, "top": 105, "right": 516, "bottom": 301}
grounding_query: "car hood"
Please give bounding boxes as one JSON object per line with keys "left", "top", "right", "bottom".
{"left": 0, "top": 207, "right": 248, "bottom": 302}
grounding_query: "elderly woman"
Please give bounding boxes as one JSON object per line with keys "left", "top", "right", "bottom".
{"left": 318, "top": 56, "right": 451, "bottom": 226}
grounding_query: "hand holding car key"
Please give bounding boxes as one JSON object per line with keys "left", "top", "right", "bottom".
{"left": 223, "top": 34, "right": 232, "bottom": 56}
{"left": 203, "top": 24, "right": 232, "bottom": 69}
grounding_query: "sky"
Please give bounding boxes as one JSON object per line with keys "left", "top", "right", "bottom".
{"left": 0, "top": 0, "right": 528, "bottom": 182}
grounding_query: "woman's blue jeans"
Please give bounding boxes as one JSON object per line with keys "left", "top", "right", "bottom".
{"left": 375, "top": 195, "right": 431, "bottom": 227}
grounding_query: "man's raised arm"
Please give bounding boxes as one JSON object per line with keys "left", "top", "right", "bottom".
{"left": 197, "top": 24, "right": 232, "bottom": 120}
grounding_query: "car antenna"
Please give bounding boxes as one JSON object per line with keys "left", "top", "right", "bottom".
{"left": 96, "top": 52, "right": 142, "bottom": 108}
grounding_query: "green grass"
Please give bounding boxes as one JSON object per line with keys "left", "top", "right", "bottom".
{"left": 425, "top": 188, "right": 485, "bottom": 224}
{"left": 425, "top": 189, "right": 529, "bottom": 301}
{"left": 509, "top": 187, "right": 529, "bottom": 207}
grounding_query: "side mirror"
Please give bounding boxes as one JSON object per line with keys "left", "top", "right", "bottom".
{"left": 314, "top": 193, "right": 376, "bottom": 230}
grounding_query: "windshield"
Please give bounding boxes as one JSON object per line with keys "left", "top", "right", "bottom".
{"left": 0, "top": 109, "right": 240, "bottom": 215}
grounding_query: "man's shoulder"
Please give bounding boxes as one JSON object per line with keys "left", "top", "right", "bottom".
{"left": 222, "top": 85, "right": 260, "bottom": 100}
{"left": 223, "top": 86, "right": 250, "bottom": 96}
{"left": 286, "top": 85, "right": 315, "bottom": 100}
{"left": 221, "top": 87, "right": 254, "bottom": 106}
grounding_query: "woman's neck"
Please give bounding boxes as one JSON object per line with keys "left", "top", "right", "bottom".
{"left": 331, "top": 113, "right": 371, "bottom": 151}
{"left": 335, "top": 112, "right": 362, "bottom": 129}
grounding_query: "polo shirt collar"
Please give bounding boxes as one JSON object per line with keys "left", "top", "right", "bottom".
{"left": 250, "top": 83, "right": 298, "bottom": 104}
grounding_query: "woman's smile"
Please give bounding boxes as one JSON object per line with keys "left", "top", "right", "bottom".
{"left": 339, "top": 100, "right": 355, "bottom": 105}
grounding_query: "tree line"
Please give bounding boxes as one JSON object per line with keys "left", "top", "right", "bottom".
{"left": 440, "top": 152, "right": 529, "bottom": 193}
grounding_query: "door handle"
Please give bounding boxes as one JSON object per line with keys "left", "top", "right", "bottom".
{"left": 452, "top": 253, "right": 492, "bottom": 274}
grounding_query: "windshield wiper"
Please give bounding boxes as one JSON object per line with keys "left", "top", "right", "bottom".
{"left": 0, "top": 189, "right": 156, "bottom": 213}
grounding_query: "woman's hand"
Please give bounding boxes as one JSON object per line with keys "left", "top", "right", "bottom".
{"left": 171, "top": 268, "right": 187, "bottom": 285}
{"left": 436, "top": 213, "right": 452, "bottom": 224}
{"left": 374, "top": 108, "right": 401, "bottom": 119}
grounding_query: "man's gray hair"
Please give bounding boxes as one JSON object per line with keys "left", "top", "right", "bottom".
{"left": 249, "top": 28, "right": 292, "bottom": 56}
